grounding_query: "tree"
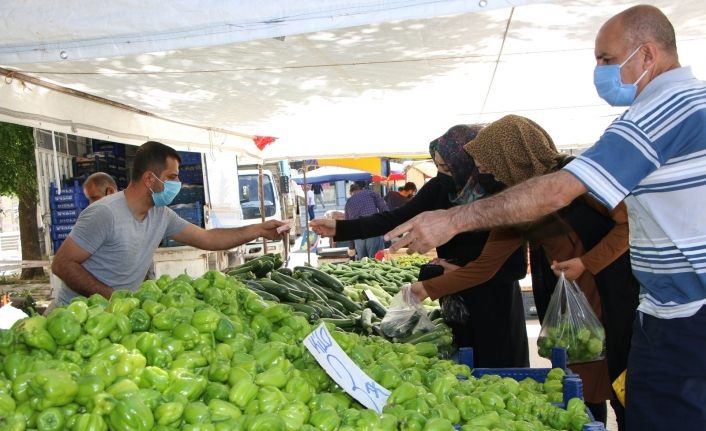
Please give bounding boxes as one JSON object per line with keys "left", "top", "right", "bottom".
{"left": 0, "top": 122, "right": 44, "bottom": 279}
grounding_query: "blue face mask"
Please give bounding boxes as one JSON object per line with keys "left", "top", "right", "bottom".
{"left": 150, "top": 174, "right": 181, "bottom": 207}
{"left": 594, "top": 45, "right": 650, "bottom": 107}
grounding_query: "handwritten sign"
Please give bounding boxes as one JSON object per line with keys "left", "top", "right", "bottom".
{"left": 304, "top": 323, "right": 390, "bottom": 413}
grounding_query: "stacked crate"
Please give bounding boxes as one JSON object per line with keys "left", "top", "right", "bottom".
{"left": 49, "top": 180, "right": 89, "bottom": 252}
{"left": 72, "top": 141, "right": 129, "bottom": 189}
{"left": 162, "top": 151, "right": 206, "bottom": 247}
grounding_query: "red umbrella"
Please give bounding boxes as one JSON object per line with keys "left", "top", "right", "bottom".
{"left": 387, "top": 172, "right": 405, "bottom": 181}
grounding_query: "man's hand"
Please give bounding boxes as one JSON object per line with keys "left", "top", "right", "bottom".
{"left": 309, "top": 219, "right": 336, "bottom": 237}
{"left": 551, "top": 258, "right": 586, "bottom": 281}
{"left": 385, "top": 209, "right": 455, "bottom": 254}
{"left": 259, "top": 220, "right": 287, "bottom": 241}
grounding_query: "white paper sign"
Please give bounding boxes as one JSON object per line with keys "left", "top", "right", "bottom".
{"left": 304, "top": 323, "right": 390, "bottom": 413}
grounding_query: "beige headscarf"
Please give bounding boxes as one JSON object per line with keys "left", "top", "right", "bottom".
{"left": 464, "top": 115, "right": 565, "bottom": 187}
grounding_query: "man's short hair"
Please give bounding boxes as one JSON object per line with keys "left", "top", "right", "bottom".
{"left": 350, "top": 184, "right": 362, "bottom": 193}
{"left": 84, "top": 172, "right": 117, "bottom": 189}
{"left": 402, "top": 182, "right": 417, "bottom": 192}
{"left": 131, "top": 141, "right": 182, "bottom": 181}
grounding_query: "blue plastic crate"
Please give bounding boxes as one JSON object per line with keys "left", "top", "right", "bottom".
{"left": 177, "top": 151, "right": 202, "bottom": 166}
{"left": 178, "top": 164, "right": 204, "bottom": 184}
{"left": 50, "top": 227, "right": 72, "bottom": 241}
{"left": 92, "top": 140, "right": 126, "bottom": 157}
{"left": 51, "top": 209, "right": 81, "bottom": 225}
{"left": 49, "top": 193, "right": 88, "bottom": 210}
{"left": 454, "top": 347, "right": 607, "bottom": 431}
{"left": 170, "top": 202, "right": 202, "bottom": 226}
{"left": 172, "top": 185, "right": 205, "bottom": 205}
{"left": 53, "top": 239, "right": 65, "bottom": 253}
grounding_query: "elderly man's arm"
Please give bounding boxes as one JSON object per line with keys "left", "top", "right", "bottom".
{"left": 51, "top": 238, "right": 114, "bottom": 299}
{"left": 387, "top": 171, "right": 587, "bottom": 253}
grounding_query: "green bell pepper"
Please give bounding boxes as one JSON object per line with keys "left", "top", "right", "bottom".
{"left": 203, "top": 382, "right": 230, "bottom": 405}
{"left": 138, "top": 366, "right": 170, "bottom": 392}
{"left": 146, "top": 346, "right": 173, "bottom": 369}
{"left": 207, "top": 359, "right": 231, "bottom": 384}
{"left": 171, "top": 351, "right": 208, "bottom": 370}
{"left": 56, "top": 348, "right": 83, "bottom": 365}
{"left": 109, "top": 313, "right": 132, "bottom": 343}
{"left": 208, "top": 399, "right": 242, "bottom": 422}
{"left": 254, "top": 367, "right": 288, "bottom": 389}
{"left": 279, "top": 401, "right": 309, "bottom": 431}
{"left": 66, "top": 300, "right": 89, "bottom": 324}
{"left": 136, "top": 388, "right": 162, "bottom": 411}
{"left": 3, "top": 352, "right": 29, "bottom": 380}
{"left": 203, "top": 287, "right": 224, "bottom": 307}
{"left": 69, "top": 413, "right": 107, "bottom": 431}
{"left": 83, "top": 359, "right": 117, "bottom": 387}
{"left": 228, "top": 379, "right": 259, "bottom": 409}
{"left": 191, "top": 309, "right": 220, "bottom": 333}
{"left": 154, "top": 401, "right": 184, "bottom": 426}
{"left": 28, "top": 369, "right": 78, "bottom": 409}
{"left": 256, "top": 386, "right": 286, "bottom": 414}
{"left": 107, "top": 397, "right": 154, "bottom": 431}
{"left": 162, "top": 337, "right": 185, "bottom": 359}
{"left": 245, "top": 413, "right": 285, "bottom": 431}
{"left": 36, "top": 407, "right": 64, "bottom": 431}
{"left": 387, "top": 381, "right": 417, "bottom": 406}
{"left": 141, "top": 299, "right": 165, "bottom": 317}
{"left": 86, "top": 293, "right": 109, "bottom": 308}
{"left": 183, "top": 401, "right": 211, "bottom": 425}
{"left": 74, "top": 334, "right": 100, "bottom": 358}
{"left": 84, "top": 312, "right": 117, "bottom": 340}
{"left": 172, "top": 323, "right": 200, "bottom": 350}
{"left": 45, "top": 309, "right": 82, "bottom": 346}
{"left": 12, "top": 315, "right": 57, "bottom": 353}
{"left": 163, "top": 369, "right": 208, "bottom": 402}
{"left": 0, "top": 392, "right": 16, "bottom": 415}
{"left": 106, "top": 297, "right": 140, "bottom": 315}
{"left": 114, "top": 350, "right": 146, "bottom": 379}
{"left": 152, "top": 307, "right": 180, "bottom": 331}
{"left": 128, "top": 308, "right": 151, "bottom": 333}
{"left": 106, "top": 378, "right": 140, "bottom": 399}
{"left": 75, "top": 375, "right": 105, "bottom": 406}
{"left": 308, "top": 408, "right": 340, "bottom": 431}
{"left": 135, "top": 332, "right": 161, "bottom": 355}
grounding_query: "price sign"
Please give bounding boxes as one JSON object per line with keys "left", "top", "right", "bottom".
{"left": 304, "top": 323, "right": 390, "bottom": 413}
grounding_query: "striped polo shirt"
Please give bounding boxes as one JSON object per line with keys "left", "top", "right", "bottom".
{"left": 564, "top": 66, "right": 706, "bottom": 319}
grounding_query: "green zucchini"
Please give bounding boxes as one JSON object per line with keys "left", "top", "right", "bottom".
{"left": 323, "top": 290, "right": 361, "bottom": 313}
{"left": 257, "top": 279, "right": 290, "bottom": 300}
{"left": 321, "top": 318, "right": 357, "bottom": 329}
{"left": 286, "top": 303, "right": 319, "bottom": 322}
{"left": 359, "top": 308, "right": 374, "bottom": 334}
{"left": 294, "top": 266, "right": 345, "bottom": 293}
{"left": 366, "top": 300, "right": 387, "bottom": 318}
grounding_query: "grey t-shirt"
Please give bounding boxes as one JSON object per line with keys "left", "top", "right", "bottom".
{"left": 55, "top": 191, "right": 189, "bottom": 305}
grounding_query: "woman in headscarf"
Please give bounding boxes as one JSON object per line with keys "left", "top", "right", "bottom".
{"left": 411, "top": 115, "right": 639, "bottom": 430}
{"left": 310, "top": 124, "right": 530, "bottom": 368}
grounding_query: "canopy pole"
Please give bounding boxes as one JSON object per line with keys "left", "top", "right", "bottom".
{"left": 258, "top": 164, "right": 268, "bottom": 255}
{"left": 303, "top": 163, "right": 311, "bottom": 265}
{"left": 50, "top": 131, "right": 62, "bottom": 194}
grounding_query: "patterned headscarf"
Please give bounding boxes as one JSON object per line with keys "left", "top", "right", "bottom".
{"left": 464, "top": 115, "right": 564, "bottom": 187}
{"left": 429, "top": 124, "right": 485, "bottom": 205}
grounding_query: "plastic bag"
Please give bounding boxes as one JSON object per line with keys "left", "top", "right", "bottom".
{"left": 380, "top": 284, "right": 435, "bottom": 339}
{"left": 536, "top": 272, "right": 605, "bottom": 363}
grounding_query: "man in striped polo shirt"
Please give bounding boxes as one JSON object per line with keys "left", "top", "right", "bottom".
{"left": 385, "top": 5, "right": 705, "bottom": 430}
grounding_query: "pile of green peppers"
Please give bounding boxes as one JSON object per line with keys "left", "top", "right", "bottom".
{"left": 0, "top": 270, "right": 591, "bottom": 431}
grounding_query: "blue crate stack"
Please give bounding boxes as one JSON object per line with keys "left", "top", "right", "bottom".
{"left": 162, "top": 151, "right": 205, "bottom": 247}
{"left": 72, "top": 140, "right": 129, "bottom": 189}
{"left": 50, "top": 180, "right": 89, "bottom": 252}
{"left": 454, "top": 347, "right": 608, "bottom": 431}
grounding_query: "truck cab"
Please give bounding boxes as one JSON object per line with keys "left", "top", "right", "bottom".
{"left": 238, "top": 169, "right": 284, "bottom": 259}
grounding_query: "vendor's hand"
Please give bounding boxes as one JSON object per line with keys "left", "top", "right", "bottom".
{"left": 551, "top": 258, "right": 586, "bottom": 281}
{"left": 346, "top": 248, "right": 356, "bottom": 258}
{"left": 259, "top": 220, "right": 287, "bottom": 240}
{"left": 309, "top": 218, "right": 336, "bottom": 237}
{"left": 385, "top": 209, "right": 455, "bottom": 254}
{"left": 430, "top": 258, "right": 459, "bottom": 272}
{"left": 409, "top": 282, "right": 429, "bottom": 302}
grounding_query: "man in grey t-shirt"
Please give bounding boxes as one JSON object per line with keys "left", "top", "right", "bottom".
{"left": 51, "top": 141, "right": 286, "bottom": 305}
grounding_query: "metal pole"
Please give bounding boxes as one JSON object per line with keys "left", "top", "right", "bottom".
{"left": 258, "top": 165, "right": 268, "bottom": 254}
{"left": 303, "top": 163, "right": 311, "bottom": 265}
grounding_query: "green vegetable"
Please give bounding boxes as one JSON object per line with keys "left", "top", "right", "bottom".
{"left": 45, "top": 309, "right": 82, "bottom": 346}
{"left": 12, "top": 316, "right": 57, "bottom": 353}
{"left": 192, "top": 309, "right": 220, "bottom": 333}
{"left": 128, "top": 308, "right": 151, "bottom": 333}
{"left": 29, "top": 369, "right": 79, "bottom": 410}
{"left": 208, "top": 399, "right": 242, "bottom": 422}
{"left": 107, "top": 397, "right": 154, "bottom": 431}
{"left": 84, "top": 312, "right": 117, "bottom": 340}
{"left": 154, "top": 401, "right": 184, "bottom": 426}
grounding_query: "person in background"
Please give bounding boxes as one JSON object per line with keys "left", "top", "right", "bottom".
{"left": 306, "top": 185, "right": 316, "bottom": 220}
{"left": 82, "top": 172, "right": 118, "bottom": 204}
{"left": 407, "top": 115, "right": 638, "bottom": 427}
{"left": 312, "top": 124, "right": 529, "bottom": 368}
{"left": 386, "top": 6, "right": 705, "bottom": 430}
{"left": 343, "top": 183, "right": 388, "bottom": 259}
{"left": 51, "top": 141, "right": 285, "bottom": 306}
{"left": 312, "top": 183, "right": 325, "bottom": 208}
{"left": 384, "top": 181, "right": 417, "bottom": 210}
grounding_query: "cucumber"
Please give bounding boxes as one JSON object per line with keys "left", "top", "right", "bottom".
{"left": 366, "top": 300, "right": 387, "bottom": 318}
{"left": 257, "top": 279, "right": 290, "bottom": 300}
{"left": 359, "top": 308, "right": 374, "bottom": 334}
{"left": 307, "top": 302, "right": 333, "bottom": 319}
{"left": 286, "top": 303, "right": 319, "bottom": 322}
{"left": 249, "top": 288, "right": 280, "bottom": 302}
{"left": 294, "top": 266, "right": 345, "bottom": 293}
{"left": 428, "top": 308, "right": 442, "bottom": 321}
{"left": 275, "top": 272, "right": 326, "bottom": 301}
{"left": 321, "top": 318, "right": 357, "bottom": 329}
{"left": 276, "top": 267, "right": 294, "bottom": 277}
{"left": 322, "top": 290, "right": 361, "bottom": 313}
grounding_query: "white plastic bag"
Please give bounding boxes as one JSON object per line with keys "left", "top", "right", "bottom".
{"left": 537, "top": 273, "right": 605, "bottom": 363}
{"left": 380, "top": 284, "right": 435, "bottom": 339}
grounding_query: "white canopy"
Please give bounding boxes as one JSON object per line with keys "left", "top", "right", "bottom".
{"left": 1, "top": 0, "right": 705, "bottom": 161}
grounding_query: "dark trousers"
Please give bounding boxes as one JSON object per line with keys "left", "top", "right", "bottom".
{"left": 626, "top": 306, "right": 706, "bottom": 431}
{"left": 307, "top": 205, "right": 315, "bottom": 220}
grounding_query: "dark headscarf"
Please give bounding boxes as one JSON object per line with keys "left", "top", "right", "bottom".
{"left": 429, "top": 124, "right": 485, "bottom": 204}
{"left": 464, "top": 115, "right": 564, "bottom": 187}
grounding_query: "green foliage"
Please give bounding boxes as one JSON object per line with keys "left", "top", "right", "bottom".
{"left": 0, "top": 122, "right": 36, "bottom": 198}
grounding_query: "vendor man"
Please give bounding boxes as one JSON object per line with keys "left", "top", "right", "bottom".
{"left": 82, "top": 172, "right": 117, "bottom": 204}
{"left": 51, "top": 141, "right": 285, "bottom": 305}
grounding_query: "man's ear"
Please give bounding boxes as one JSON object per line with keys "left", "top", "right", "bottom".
{"left": 106, "top": 186, "right": 117, "bottom": 196}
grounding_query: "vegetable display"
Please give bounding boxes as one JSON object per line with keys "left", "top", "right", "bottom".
{"left": 0, "top": 266, "right": 592, "bottom": 430}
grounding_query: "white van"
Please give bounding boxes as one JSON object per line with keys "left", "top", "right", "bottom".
{"left": 237, "top": 169, "right": 284, "bottom": 259}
